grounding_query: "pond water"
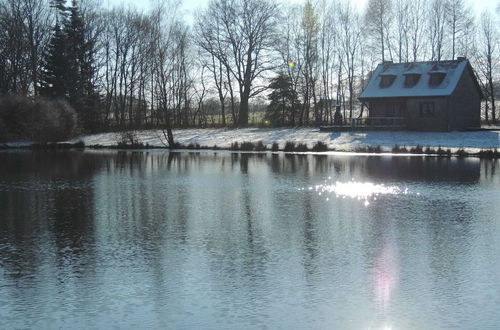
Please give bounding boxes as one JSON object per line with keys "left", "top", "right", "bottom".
{"left": 1, "top": 150, "right": 500, "bottom": 329}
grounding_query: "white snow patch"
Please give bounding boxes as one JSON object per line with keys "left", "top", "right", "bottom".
{"left": 69, "top": 128, "right": 500, "bottom": 152}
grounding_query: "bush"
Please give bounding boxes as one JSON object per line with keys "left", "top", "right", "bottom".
{"left": 367, "top": 145, "right": 382, "bottom": 153}
{"left": 231, "top": 142, "right": 239, "bottom": 150}
{"left": 424, "top": 147, "right": 436, "bottom": 154}
{"left": 255, "top": 141, "right": 267, "bottom": 151}
{"left": 295, "top": 143, "right": 309, "bottom": 152}
{"left": 0, "top": 95, "right": 78, "bottom": 142}
{"left": 240, "top": 141, "right": 255, "bottom": 151}
{"left": 186, "top": 142, "right": 201, "bottom": 149}
{"left": 312, "top": 141, "right": 328, "bottom": 152}
{"left": 392, "top": 145, "right": 408, "bottom": 153}
{"left": 283, "top": 141, "right": 296, "bottom": 152}
{"left": 118, "top": 131, "right": 141, "bottom": 147}
{"left": 271, "top": 142, "right": 279, "bottom": 151}
{"left": 456, "top": 148, "right": 468, "bottom": 157}
{"left": 410, "top": 145, "right": 423, "bottom": 154}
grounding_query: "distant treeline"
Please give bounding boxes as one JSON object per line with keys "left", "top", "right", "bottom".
{"left": 0, "top": 0, "right": 498, "bottom": 140}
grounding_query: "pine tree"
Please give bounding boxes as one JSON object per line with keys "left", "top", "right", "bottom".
{"left": 39, "top": 23, "right": 68, "bottom": 99}
{"left": 65, "top": 0, "right": 98, "bottom": 129}
{"left": 40, "top": 0, "right": 99, "bottom": 130}
{"left": 265, "top": 74, "right": 300, "bottom": 126}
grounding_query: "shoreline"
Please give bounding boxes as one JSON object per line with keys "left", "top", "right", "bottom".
{"left": 1, "top": 140, "right": 500, "bottom": 159}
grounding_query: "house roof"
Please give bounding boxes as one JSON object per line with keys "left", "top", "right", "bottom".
{"left": 359, "top": 59, "right": 480, "bottom": 99}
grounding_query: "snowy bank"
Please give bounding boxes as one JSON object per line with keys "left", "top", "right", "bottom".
{"left": 71, "top": 128, "right": 500, "bottom": 152}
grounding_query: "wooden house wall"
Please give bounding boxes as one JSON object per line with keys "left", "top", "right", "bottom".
{"left": 449, "top": 67, "right": 481, "bottom": 129}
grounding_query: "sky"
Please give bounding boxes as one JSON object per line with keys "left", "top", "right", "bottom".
{"left": 107, "top": 0, "right": 499, "bottom": 22}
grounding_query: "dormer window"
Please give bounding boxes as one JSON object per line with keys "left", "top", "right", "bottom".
{"left": 380, "top": 74, "right": 396, "bottom": 88}
{"left": 429, "top": 72, "right": 446, "bottom": 86}
{"left": 404, "top": 74, "right": 421, "bottom": 87}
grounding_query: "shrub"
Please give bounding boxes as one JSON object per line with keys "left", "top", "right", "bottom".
{"left": 410, "top": 145, "right": 423, "bottom": 154}
{"left": 424, "top": 147, "right": 436, "bottom": 154}
{"left": 186, "top": 142, "right": 201, "bottom": 149}
{"left": 312, "top": 141, "right": 328, "bottom": 152}
{"left": 296, "top": 143, "right": 309, "bottom": 152}
{"left": 240, "top": 141, "right": 255, "bottom": 151}
{"left": 392, "top": 145, "right": 409, "bottom": 153}
{"left": 283, "top": 141, "right": 296, "bottom": 152}
{"left": 255, "top": 141, "right": 267, "bottom": 151}
{"left": 271, "top": 142, "right": 279, "bottom": 151}
{"left": 0, "top": 95, "right": 78, "bottom": 142}
{"left": 367, "top": 145, "right": 382, "bottom": 153}
{"left": 456, "top": 148, "right": 468, "bottom": 157}
{"left": 118, "top": 131, "right": 141, "bottom": 146}
{"left": 478, "top": 149, "right": 493, "bottom": 159}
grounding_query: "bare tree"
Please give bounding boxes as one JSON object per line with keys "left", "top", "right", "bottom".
{"left": 196, "top": 0, "right": 279, "bottom": 127}
{"left": 338, "top": 1, "right": 361, "bottom": 119}
{"left": 300, "top": 1, "right": 319, "bottom": 125}
{"left": 475, "top": 11, "right": 498, "bottom": 123}
{"left": 394, "top": 0, "right": 410, "bottom": 63}
{"left": 365, "top": 0, "right": 393, "bottom": 62}
{"left": 428, "top": 0, "right": 446, "bottom": 61}
{"left": 444, "top": 0, "right": 474, "bottom": 59}
{"left": 317, "top": 0, "right": 338, "bottom": 124}
{"left": 408, "top": 0, "right": 427, "bottom": 62}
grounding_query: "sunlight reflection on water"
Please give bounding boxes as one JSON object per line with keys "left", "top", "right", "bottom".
{"left": 301, "top": 178, "right": 410, "bottom": 206}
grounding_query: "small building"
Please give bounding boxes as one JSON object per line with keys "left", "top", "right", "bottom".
{"left": 358, "top": 58, "right": 483, "bottom": 131}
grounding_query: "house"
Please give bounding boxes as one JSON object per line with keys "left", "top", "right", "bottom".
{"left": 358, "top": 58, "right": 483, "bottom": 131}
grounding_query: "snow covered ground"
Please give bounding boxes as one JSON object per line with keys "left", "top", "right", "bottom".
{"left": 68, "top": 128, "right": 500, "bottom": 152}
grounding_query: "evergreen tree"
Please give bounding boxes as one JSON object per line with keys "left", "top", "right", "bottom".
{"left": 39, "top": 23, "right": 68, "bottom": 99}
{"left": 265, "top": 74, "right": 300, "bottom": 126}
{"left": 40, "top": 0, "right": 99, "bottom": 130}
{"left": 65, "top": 0, "right": 99, "bottom": 130}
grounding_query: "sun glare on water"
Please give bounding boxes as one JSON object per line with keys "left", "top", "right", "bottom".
{"left": 301, "top": 179, "right": 408, "bottom": 206}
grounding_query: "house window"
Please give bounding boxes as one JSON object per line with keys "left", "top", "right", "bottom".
{"left": 379, "top": 75, "right": 396, "bottom": 88}
{"left": 429, "top": 72, "right": 446, "bottom": 86}
{"left": 386, "top": 102, "right": 405, "bottom": 116}
{"left": 420, "top": 102, "right": 435, "bottom": 117}
{"left": 404, "top": 74, "right": 420, "bottom": 87}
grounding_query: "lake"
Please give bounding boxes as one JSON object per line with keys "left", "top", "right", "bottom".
{"left": 1, "top": 150, "right": 499, "bottom": 329}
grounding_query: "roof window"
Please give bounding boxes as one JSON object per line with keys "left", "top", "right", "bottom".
{"left": 404, "top": 74, "right": 421, "bottom": 87}
{"left": 379, "top": 74, "right": 396, "bottom": 88}
{"left": 429, "top": 72, "right": 446, "bottom": 86}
